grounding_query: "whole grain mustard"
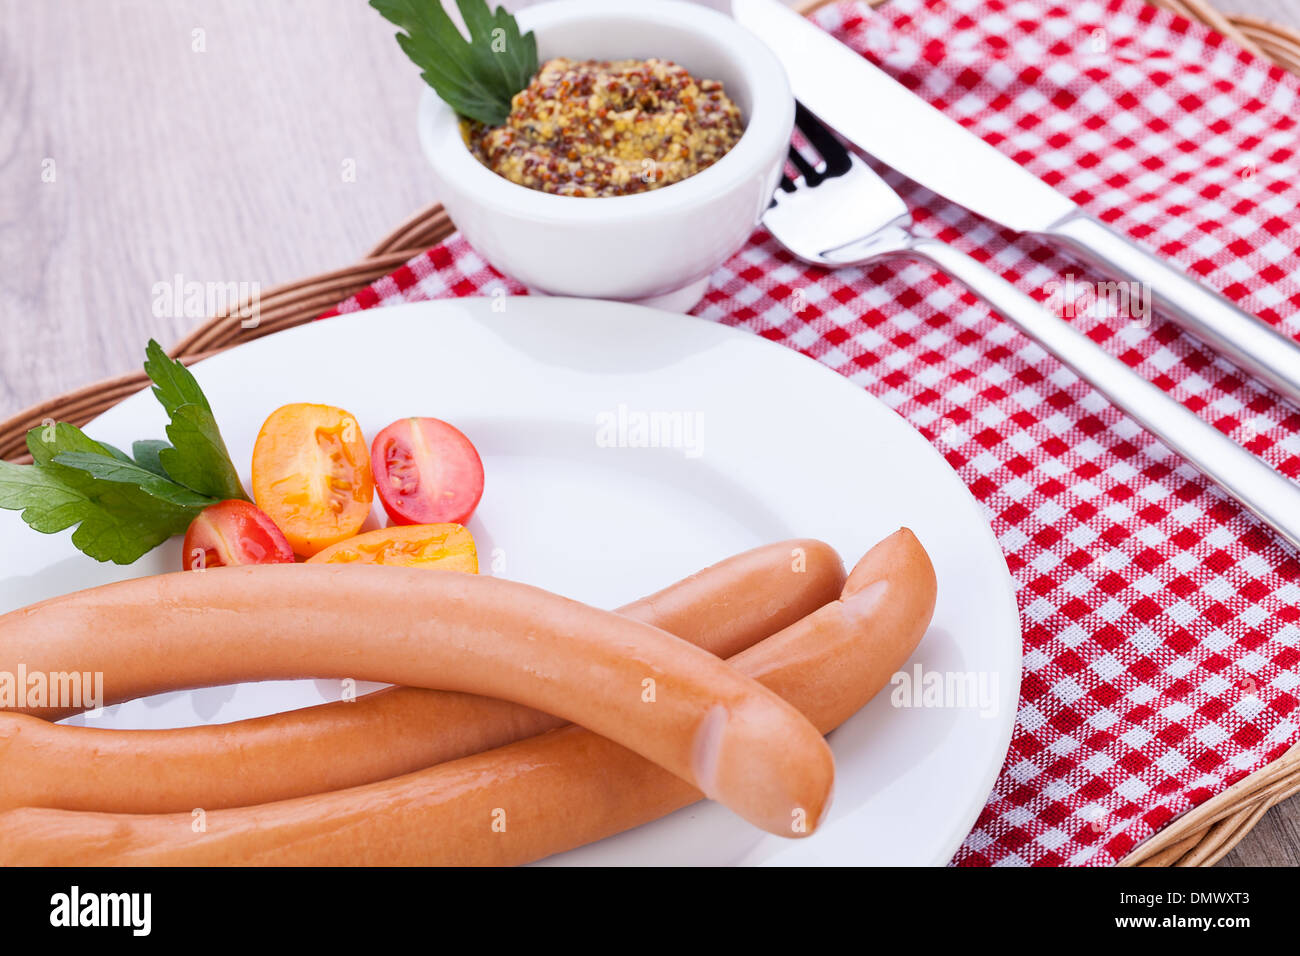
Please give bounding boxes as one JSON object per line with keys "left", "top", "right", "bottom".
{"left": 468, "top": 57, "right": 745, "bottom": 197}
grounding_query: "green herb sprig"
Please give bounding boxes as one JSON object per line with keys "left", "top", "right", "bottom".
{"left": 0, "top": 341, "right": 248, "bottom": 564}
{"left": 371, "top": 0, "right": 539, "bottom": 126}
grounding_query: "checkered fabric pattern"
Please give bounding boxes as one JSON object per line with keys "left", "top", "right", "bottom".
{"left": 323, "top": 0, "right": 1300, "bottom": 865}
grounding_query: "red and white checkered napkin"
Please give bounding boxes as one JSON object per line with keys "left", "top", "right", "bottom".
{"left": 323, "top": 0, "right": 1300, "bottom": 865}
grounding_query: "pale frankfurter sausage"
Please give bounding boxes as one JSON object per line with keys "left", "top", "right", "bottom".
{"left": 0, "top": 529, "right": 935, "bottom": 866}
{"left": 616, "top": 539, "right": 843, "bottom": 654}
{"left": 0, "top": 540, "right": 845, "bottom": 815}
{"left": 0, "top": 561, "right": 836, "bottom": 835}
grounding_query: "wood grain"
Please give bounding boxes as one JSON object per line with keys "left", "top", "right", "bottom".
{"left": 1214, "top": 0, "right": 1299, "bottom": 30}
{"left": 1, "top": 0, "right": 1297, "bottom": 867}
{"left": 0, "top": 0, "right": 433, "bottom": 418}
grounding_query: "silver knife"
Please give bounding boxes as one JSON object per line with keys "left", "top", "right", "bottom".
{"left": 733, "top": 0, "right": 1300, "bottom": 407}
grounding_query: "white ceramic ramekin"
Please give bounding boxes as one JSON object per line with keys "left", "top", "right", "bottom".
{"left": 418, "top": 0, "right": 793, "bottom": 312}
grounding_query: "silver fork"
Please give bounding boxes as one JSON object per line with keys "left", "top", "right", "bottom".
{"left": 765, "top": 103, "right": 1300, "bottom": 551}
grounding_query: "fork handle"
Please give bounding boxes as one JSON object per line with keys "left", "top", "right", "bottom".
{"left": 908, "top": 236, "right": 1300, "bottom": 551}
{"left": 1042, "top": 212, "right": 1300, "bottom": 410}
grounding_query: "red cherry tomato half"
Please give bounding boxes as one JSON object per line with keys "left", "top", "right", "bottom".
{"left": 371, "top": 418, "right": 485, "bottom": 527}
{"left": 182, "top": 499, "right": 296, "bottom": 572}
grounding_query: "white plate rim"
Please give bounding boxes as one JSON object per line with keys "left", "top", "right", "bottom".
{"left": 0, "top": 297, "right": 1022, "bottom": 865}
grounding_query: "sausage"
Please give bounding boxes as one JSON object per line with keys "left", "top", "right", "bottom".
{"left": 0, "top": 554, "right": 837, "bottom": 836}
{"left": 0, "top": 540, "right": 845, "bottom": 814}
{"left": 0, "top": 529, "right": 935, "bottom": 866}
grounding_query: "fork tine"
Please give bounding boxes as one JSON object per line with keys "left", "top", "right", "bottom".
{"left": 793, "top": 101, "right": 853, "bottom": 178}
{"left": 787, "top": 145, "right": 821, "bottom": 185}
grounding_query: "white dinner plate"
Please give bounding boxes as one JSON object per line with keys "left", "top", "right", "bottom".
{"left": 0, "top": 297, "right": 1021, "bottom": 865}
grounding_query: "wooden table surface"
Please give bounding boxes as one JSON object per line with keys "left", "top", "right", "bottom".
{"left": 3, "top": 0, "right": 1298, "bottom": 866}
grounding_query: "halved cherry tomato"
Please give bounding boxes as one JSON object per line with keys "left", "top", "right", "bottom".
{"left": 251, "top": 403, "right": 374, "bottom": 557}
{"left": 182, "top": 499, "right": 295, "bottom": 572}
{"left": 305, "top": 523, "right": 478, "bottom": 572}
{"left": 371, "top": 418, "right": 484, "bottom": 527}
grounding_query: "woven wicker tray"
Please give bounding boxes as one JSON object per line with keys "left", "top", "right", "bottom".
{"left": 3, "top": 0, "right": 1298, "bottom": 867}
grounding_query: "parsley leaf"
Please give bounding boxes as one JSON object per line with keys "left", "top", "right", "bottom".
{"left": 0, "top": 342, "right": 251, "bottom": 565}
{"left": 51, "top": 452, "right": 216, "bottom": 509}
{"left": 157, "top": 403, "right": 247, "bottom": 501}
{"left": 131, "top": 439, "right": 173, "bottom": 478}
{"left": 143, "top": 339, "right": 210, "bottom": 412}
{"left": 371, "top": 0, "right": 538, "bottom": 126}
{"left": 143, "top": 340, "right": 248, "bottom": 502}
{"left": 98, "top": 441, "right": 136, "bottom": 464}
{"left": 0, "top": 424, "right": 204, "bottom": 564}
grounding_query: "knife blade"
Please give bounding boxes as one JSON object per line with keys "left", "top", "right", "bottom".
{"left": 733, "top": 0, "right": 1300, "bottom": 408}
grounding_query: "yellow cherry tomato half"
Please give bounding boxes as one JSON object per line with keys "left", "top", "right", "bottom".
{"left": 251, "top": 403, "right": 374, "bottom": 557}
{"left": 305, "top": 523, "right": 478, "bottom": 573}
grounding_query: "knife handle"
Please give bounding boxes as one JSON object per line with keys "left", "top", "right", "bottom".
{"left": 1041, "top": 211, "right": 1300, "bottom": 409}
{"left": 908, "top": 235, "right": 1300, "bottom": 552}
